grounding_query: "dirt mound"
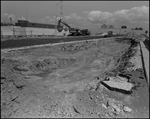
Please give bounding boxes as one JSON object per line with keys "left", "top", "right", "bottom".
{"left": 124, "top": 32, "right": 146, "bottom": 42}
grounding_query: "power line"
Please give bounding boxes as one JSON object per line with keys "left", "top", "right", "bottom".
{"left": 60, "top": 0, "right": 63, "bottom": 19}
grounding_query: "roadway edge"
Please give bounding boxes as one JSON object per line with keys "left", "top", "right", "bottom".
{"left": 139, "top": 40, "right": 149, "bottom": 88}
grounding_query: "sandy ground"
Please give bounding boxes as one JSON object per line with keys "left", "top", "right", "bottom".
{"left": 1, "top": 37, "right": 149, "bottom": 118}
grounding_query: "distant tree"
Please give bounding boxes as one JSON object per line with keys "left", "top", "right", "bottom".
{"left": 121, "top": 26, "right": 127, "bottom": 29}
{"left": 139, "top": 27, "right": 143, "bottom": 30}
{"left": 145, "top": 30, "right": 148, "bottom": 34}
{"left": 101, "top": 24, "right": 107, "bottom": 29}
{"left": 108, "top": 25, "right": 114, "bottom": 29}
{"left": 135, "top": 27, "right": 139, "bottom": 30}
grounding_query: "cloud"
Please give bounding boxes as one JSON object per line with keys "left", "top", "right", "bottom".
{"left": 64, "top": 15, "right": 72, "bottom": 20}
{"left": 18, "top": 17, "right": 26, "bottom": 20}
{"left": 2, "top": 13, "right": 15, "bottom": 22}
{"left": 37, "top": 16, "right": 55, "bottom": 24}
{"left": 1, "top": 13, "right": 34, "bottom": 23}
{"left": 128, "top": 6, "right": 149, "bottom": 23}
{"left": 82, "top": 11, "right": 89, "bottom": 14}
{"left": 87, "top": 11, "right": 113, "bottom": 24}
{"left": 53, "top": 6, "right": 149, "bottom": 27}
{"left": 114, "top": 6, "right": 149, "bottom": 24}
{"left": 113, "top": 10, "right": 131, "bottom": 24}
{"left": 85, "top": 6, "right": 149, "bottom": 25}
{"left": 63, "top": 13, "right": 90, "bottom": 27}
{"left": 1, "top": 6, "right": 148, "bottom": 32}
{"left": 3, "top": 13, "right": 9, "bottom": 16}
{"left": 64, "top": 13, "right": 83, "bottom": 21}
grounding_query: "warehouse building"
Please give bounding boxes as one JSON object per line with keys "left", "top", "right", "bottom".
{"left": 1, "top": 20, "right": 69, "bottom": 36}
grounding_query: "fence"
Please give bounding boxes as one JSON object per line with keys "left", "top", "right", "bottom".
{"left": 1, "top": 29, "right": 69, "bottom": 40}
{"left": 1, "top": 30, "right": 65, "bottom": 35}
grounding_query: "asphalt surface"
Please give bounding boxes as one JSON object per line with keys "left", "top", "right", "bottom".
{"left": 1, "top": 35, "right": 122, "bottom": 49}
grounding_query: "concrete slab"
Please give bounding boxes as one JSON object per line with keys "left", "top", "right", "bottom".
{"left": 140, "top": 41, "right": 149, "bottom": 87}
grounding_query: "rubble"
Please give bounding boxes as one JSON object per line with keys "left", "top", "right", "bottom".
{"left": 127, "top": 46, "right": 142, "bottom": 71}
{"left": 25, "top": 76, "right": 30, "bottom": 79}
{"left": 101, "top": 76, "right": 134, "bottom": 93}
{"left": 111, "top": 103, "right": 121, "bottom": 113}
{"left": 107, "top": 99, "right": 122, "bottom": 113}
{"left": 86, "top": 77, "right": 101, "bottom": 91}
{"left": 123, "top": 106, "right": 132, "bottom": 113}
{"left": 123, "top": 32, "right": 144, "bottom": 42}
{"left": 102, "top": 103, "right": 107, "bottom": 109}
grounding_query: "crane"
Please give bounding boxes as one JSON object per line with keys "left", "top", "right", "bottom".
{"left": 57, "top": 19, "right": 90, "bottom": 36}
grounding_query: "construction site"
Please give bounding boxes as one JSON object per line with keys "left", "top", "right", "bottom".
{"left": 1, "top": 1, "right": 149, "bottom": 118}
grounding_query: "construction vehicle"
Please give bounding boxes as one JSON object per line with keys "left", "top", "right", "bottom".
{"left": 57, "top": 19, "right": 90, "bottom": 36}
{"left": 101, "top": 31, "right": 113, "bottom": 37}
{"left": 107, "top": 31, "right": 113, "bottom": 37}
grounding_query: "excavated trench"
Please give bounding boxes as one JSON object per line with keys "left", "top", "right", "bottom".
{"left": 1, "top": 38, "right": 149, "bottom": 118}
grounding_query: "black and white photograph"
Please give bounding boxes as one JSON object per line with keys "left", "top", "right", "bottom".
{"left": 1, "top": 0, "right": 149, "bottom": 118}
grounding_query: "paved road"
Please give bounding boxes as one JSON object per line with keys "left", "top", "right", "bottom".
{"left": 1, "top": 35, "right": 122, "bottom": 49}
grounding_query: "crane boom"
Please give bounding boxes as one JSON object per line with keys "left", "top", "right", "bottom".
{"left": 57, "top": 18, "right": 90, "bottom": 36}
{"left": 57, "top": 19, "right": 77, "bottom": 33}
{"left": 58, "top": 19, "right": 71, "bottom": 29}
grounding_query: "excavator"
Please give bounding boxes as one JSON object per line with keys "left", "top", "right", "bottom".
{"left": 57, "top": 19, "right": 90, "bottom": 36}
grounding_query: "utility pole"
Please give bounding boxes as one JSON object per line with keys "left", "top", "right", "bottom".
{"left": 60, "top": 0, "right": 63, "bottom": 19}
{"left": 26, "top": 1, "right": 28, "bottom": 21}
{"left": 55, "top": 1, "right": 61, "bottom": 36}
{"left": 55, "top": 5, "right": 57, "bottom": 36}
{"left": 119, "top": 28, "right": 122, "bottom": 35}
{"left": 10, "top": 17, "right": 15, "bottom": 36}
{"left": 10, "top": 17, "right": 12, "bottom": 25}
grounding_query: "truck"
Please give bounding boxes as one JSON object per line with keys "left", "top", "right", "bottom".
{"left": 101, "top": 31, "right": 113, "bottom": 37}
{"left": 57, "top": 19, "right": 90, "bottom": 36}
{"left": 107, "top": 31, "right": 113, "bottom": 37}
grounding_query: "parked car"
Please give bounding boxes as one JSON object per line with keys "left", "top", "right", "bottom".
{"left": 108, "top": 31, "right": 113, "bottom": 37}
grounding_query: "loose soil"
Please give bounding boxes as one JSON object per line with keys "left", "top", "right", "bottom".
{"left": 1, "top": 37, "right": 149, "bottom": 118}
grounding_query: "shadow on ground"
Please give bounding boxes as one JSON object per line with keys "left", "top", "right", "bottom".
{"left": 143, "top": 39, "right": 149, "bottom": 51}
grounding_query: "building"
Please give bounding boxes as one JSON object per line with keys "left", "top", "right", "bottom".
{"left": 1, "top": 22, "right": 13, "bottom": 26}
{"left": 1, "top": 20, "right": 69, "bottom": 36}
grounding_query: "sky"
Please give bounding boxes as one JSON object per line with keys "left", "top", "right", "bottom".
{"left": 1, "top": 1, "right": 149, "bottom": 33}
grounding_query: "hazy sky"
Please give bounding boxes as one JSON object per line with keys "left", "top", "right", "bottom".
{"left": 1, "top": 1, "right": 149, "bottom": 33}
